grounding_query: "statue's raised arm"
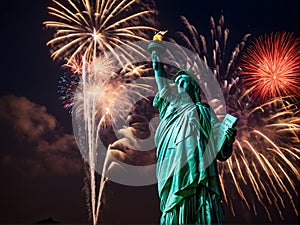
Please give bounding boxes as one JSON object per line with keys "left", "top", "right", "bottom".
{"left": 151, "top": 50, "right": 169, "bottom": 91}
{"left": 148, "top": 30, "right": 169, "bottom": 92}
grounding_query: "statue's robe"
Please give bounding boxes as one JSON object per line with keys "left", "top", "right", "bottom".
{"left": 153, "top": 86, "right": 232, "bottom": 224}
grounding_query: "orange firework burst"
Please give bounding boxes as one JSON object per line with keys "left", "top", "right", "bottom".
{"left": 238, "top": 32, "right": 300, "bottom": 102}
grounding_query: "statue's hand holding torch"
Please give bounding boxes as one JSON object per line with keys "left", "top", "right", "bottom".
{"left": 147, "top": 30, "right": 168, "bottom": 70}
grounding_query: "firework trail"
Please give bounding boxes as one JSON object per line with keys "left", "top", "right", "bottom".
{"left": 44, "top": 0, "right": 157, "bottom": 64}
{"left": 173, "top": 15, "right": 299, "bottom": 222}
{"left": 70, "top": 55, "right": 154, "bottom": 224}
{"left": 238, "top": 32, "right": 300, "bottom": 102}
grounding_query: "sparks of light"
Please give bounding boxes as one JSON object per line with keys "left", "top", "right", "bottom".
{"left": 71, "top": 55, "right": 154, "bottom": 224}
{"left": 222, "top": 96, "right": 300, "bottom": 220}
{"left": 238, "top": 32, "right": 300, "bottom": 102}
{"left": 44, "top": 0, "right": 158, "bottom": 64}
{"left": 65, "top": 54, "right": 84, "bottom": 75}
{"left": 57, "top": 71, "right": 81, "bottom": 113}
{"left": 73, "top": 57, "right": 154, "bottom": 127}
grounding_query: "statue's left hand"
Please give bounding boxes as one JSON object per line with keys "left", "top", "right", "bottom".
{"left": 225, "top": 127, "right": 237, "bottom": 147}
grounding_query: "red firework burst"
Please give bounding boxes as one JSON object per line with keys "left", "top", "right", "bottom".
{"left": 238, "top": 32, "right": 300, "bottom": 102}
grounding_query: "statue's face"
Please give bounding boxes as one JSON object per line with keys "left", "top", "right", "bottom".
{"left": 176, "top": 75, "right": 194, "bottom": 93}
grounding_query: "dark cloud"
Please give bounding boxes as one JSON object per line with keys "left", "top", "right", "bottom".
{"left": 0, "top": 95, "right": 56, "bottom": 141}
{"left": 0, "top": 95, "right": 82, "bottom": 177}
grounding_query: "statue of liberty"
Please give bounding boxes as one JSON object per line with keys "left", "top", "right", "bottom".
{"left": 148, "top": 37, "right": 237, "bottom": 224}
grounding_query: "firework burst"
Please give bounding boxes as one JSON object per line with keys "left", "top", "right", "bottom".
{"left": 44, "top": 0, "right": 157, "bottom": 64}
{"left": 219, "top": 96, "right": 299, "bottom": 221}
{"left": 238, "top": 32, "right": 300, "bottom": 102}
{"left": 57, "top": 71, "right": 81, "bottom": 112}
{"left": 73, "top": 61, "right": 152, "bottom": 125}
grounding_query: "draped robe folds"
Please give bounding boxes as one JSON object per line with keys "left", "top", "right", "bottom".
{"left": 153, "top": 86, "right": 232, "bottom": 224}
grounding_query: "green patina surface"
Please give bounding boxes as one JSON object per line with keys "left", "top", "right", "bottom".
{"left": 150, "top": 41, "right": 235, "bottom": 224}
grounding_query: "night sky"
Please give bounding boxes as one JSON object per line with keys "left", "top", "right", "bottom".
{"left": 0, "top": 0, "right": 299, "bottom": 224}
